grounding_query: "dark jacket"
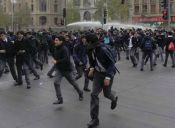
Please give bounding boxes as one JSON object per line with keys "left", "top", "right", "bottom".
{"left": 14, "top": 38, "right": 29, "bottom": 56}
{"left": 73, "top": 42, "right": 88, "bottom": 66}
{"left": 25, "top": 36, "right": 39, "bottom": 55}
{"left": 88, "top": 44, "right": 117, "bottom": 78}
{"left": 53, "top": 44, "right": 72, "bottom": 72}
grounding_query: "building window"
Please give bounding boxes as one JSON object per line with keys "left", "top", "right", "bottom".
{"left": 54, "top": 4, "right": 58, "bottom": 12}
{"left": 39, "top": 0, "right": 47, "bottom": 12}
{"left": 39, "top": 16, "right": 47, "bottom": 25}
{"left": 150, "top": 4, "right": 156, "bottom": 14}
{"left": 84, "top": 11, "right": 91, "bottom": 21}
{"left": 31, "top": 4, "right": 34, "bottom": 12}
{"left": 134, "top": 0, "right": 139, "bottom": 4}
{"left": 142, "top": 0, "right": 147, "bottom": 4}
{"left": 134, "top": 5, "right": 140, "bottom": 15}
{"left": 54, "top": 0, "right": 58, "bottom": 4}
{"left": 150, "top": 0, "right": 156, "bottom": 4}
{"left": 73, "top": 0, "right": 80, "bottom": 6}
{"left": 54, "top": 17, "right": 59, "bottom": 25}
{"left": 142, "top": 4, "right": 148, "bottom": 14}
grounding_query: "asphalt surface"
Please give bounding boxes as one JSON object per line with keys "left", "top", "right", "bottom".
{"left": 0, "top": 55, "right": 175, "bottom": 128}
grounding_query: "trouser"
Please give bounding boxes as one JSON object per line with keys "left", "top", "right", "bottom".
{"left": 7, "top": 57, "right": 17, "bottom": 81}
{"left": 141, "top": 51, "right": 153, "bottom": 70}
{"left": 75, "top": 64, "right": 89, "bottom": 89}
{"left": 164, "top": 51, "right": 175, "bottom": 66}
{"left": 16, "top": 55, "right": 39, "bottom": 83}
{"left": 54, "top": 70, "right": 82, "bottom": 100}
{"left": 90, "top": 71, "right": 115, "bottom": 120}
{"left": 47, "top": 64, "right": 56, "bottom": 75}
{"left": 130, "top": 47, "right": 138, "bottom": 66}
{"left": 31, "top": 54, "right": 43, "bottom": 67}
{"left": 23, "top": 63, "right": 30, "bottom": 84}
{"left": 0, "top": 59, "right": 6, "bottom": 77}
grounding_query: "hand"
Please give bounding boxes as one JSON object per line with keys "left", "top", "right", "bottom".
{"left": 104, "top": 79, "right": 110, "bottom": 86}
{"left": 52, "top": 59, "right": 57, "bottom": 64}
{"left": 0, "top": 50, "right": 6, "bottom": 53}
{"left": 88, "top": 68, "right": 94, "bottom": 78}
{"left": 79, "top": 62, "right": 83, "bottom": 65}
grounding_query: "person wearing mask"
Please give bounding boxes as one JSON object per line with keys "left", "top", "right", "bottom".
{"left": 52, "top": 36, "right": 83, "bottom": 105}
{"left": 73, "top": 35, "right": 90, "bottom": 92}
{"left": 86, "top": 33, "right": 118, "bottom": 128}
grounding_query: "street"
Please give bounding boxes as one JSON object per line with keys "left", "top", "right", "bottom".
{"left": 0, "top": 56, "right": 175, "bottom": 128}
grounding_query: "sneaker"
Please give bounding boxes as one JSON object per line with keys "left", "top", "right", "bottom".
{"left": 34, "top": 75, "right": 40, "bottom": 80}
{"left": 53, "top": 99, "right": 63, "bottom": 105}
{"left": 140, "top": 68, "right": 144, "bottom": 71}
{"left": 83, "top": 88, "right": 91, "bottom": 92}
{"left": 79, "top": 92, "right": 83, "bottom": 101}
{"left": 87, "top": 119, "right": 99, "bottom": 128}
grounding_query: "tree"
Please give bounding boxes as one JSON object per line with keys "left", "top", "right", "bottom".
{"left": 94, "top": 0, "right": 129, "bottom": 23}
{"left": 66, "top": 1, "right": 80, "bottom": 24}
{"left": 14, "top": 4, "right": 32, "bottom": 29}
{"left": 0, "top": 5, "right": 11, "bottom": 28}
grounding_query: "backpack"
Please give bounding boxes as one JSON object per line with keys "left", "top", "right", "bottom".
{"left": 144, "top": 38, "right": 153, "bottom": 51}
{"left": 168, "top": 42, "right": 175, "bottom": 51}
{"left": 105, "top": 45, "right": 117, "bottom": 63}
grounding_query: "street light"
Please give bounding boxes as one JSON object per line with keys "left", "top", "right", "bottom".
{"left": 11, "top": 0, "right": 16, "bottom": 32}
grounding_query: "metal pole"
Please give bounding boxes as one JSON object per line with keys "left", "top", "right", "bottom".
{"left": 12, "top": 2, "right": 14, "bottom": 32}
{"left": 64, "top": 0, "right": 67, "bottom": 26}
{"left": 168, "top": 0, "right": 171, "bottom": 27}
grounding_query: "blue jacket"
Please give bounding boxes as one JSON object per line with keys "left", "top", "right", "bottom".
{"left": 73, "top": 42, "right": 88, "bottom": 66}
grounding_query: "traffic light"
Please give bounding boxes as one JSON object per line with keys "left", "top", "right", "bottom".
{"left": 63, "top": 8, "right": 66, "bottom": 18}
{"left": 161, "top": 0, "right": 167, "bottom": 8}
{"left": 104, "top": 9, "right": 107, "bottom": 18}
{"left": 121, "top": 0, "right": 125, "bottom": 4}
{"left": 162, "top": 8, "right": 168, "bottom": 20}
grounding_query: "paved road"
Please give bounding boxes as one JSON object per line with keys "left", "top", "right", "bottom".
{"left": 0, "top": 56, "right": 175, "bottom": 128}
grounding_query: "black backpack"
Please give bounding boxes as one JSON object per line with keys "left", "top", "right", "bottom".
{"left": 143, "top": 37, "right": 153, "bottom": 51}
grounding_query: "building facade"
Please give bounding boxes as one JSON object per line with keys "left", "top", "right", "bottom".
{"left": 1, "top": 0, "right": 65, "bottom": 29}
{"left": 131, "top": 0, "right": 175, "bottom": 26}
{"left": 72, "top": 0, "right": 97, "bottom": 21}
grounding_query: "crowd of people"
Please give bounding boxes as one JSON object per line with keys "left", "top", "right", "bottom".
{"left": 0, "top": 27, "right": 175, "bottom": 128}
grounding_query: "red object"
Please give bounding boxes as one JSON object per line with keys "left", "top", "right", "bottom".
{"left": 168, "top": 42, "right": 175, "bottom": 51}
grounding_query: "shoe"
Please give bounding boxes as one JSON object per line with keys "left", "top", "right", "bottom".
{"left": 26, "top": 86, "right": 31, "bottom": 89}
{"left": 111, "top": 96, "right": 118, "bottom": 110}
{"left": 53, "top": 99, "right": 63, "bottom": 105}
{"left": 153, "top": 63, "right": 157, "bottom": 66}
{"left": 140, "top": 68, "right": 143, "bottom": 71}
{"left": 26, "top": 83, "right": 31, "bottom": 89}
{"left": 15, "top": 82, "right": 23, "bottom": 86}
{"left": 47, "top": 74, "right": 54, "bottom": 78}
{"left": 172, "top": 65, "right": 175, "bottom": 68}
{"left": 133, "top": 64, "right": 137, "bottom": 67}
{"left": 150, "top": 69, "right": 153, "bottom": 71}
{"left": 34, "top": 75, "right": 40, "bottom": 80}
{"left": 163, "top": 64, "right": 167, "bottom": 67}
{"left": 87, "top": 119, "right": 99, "bottom": 128}
{"left": 40, "top": 64, "right": 43, "bottom": 70}
{"left": 79, "top": 92, "right": 83, "bottom": 101}
{"left": 83, "top": 88, "right": 91, "bottom": 92}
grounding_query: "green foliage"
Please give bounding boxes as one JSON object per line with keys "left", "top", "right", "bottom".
{"left": 66, "top": 1, "right": 80, "bottom": 24}
{"left": 14, "top": 4, "right": 32, "bottom": 28}
{"left": 0, "top": 5, "right": 10, "bottom": 27}
{"left": 94, "top": 0, "right": 129, "bottom": 22}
